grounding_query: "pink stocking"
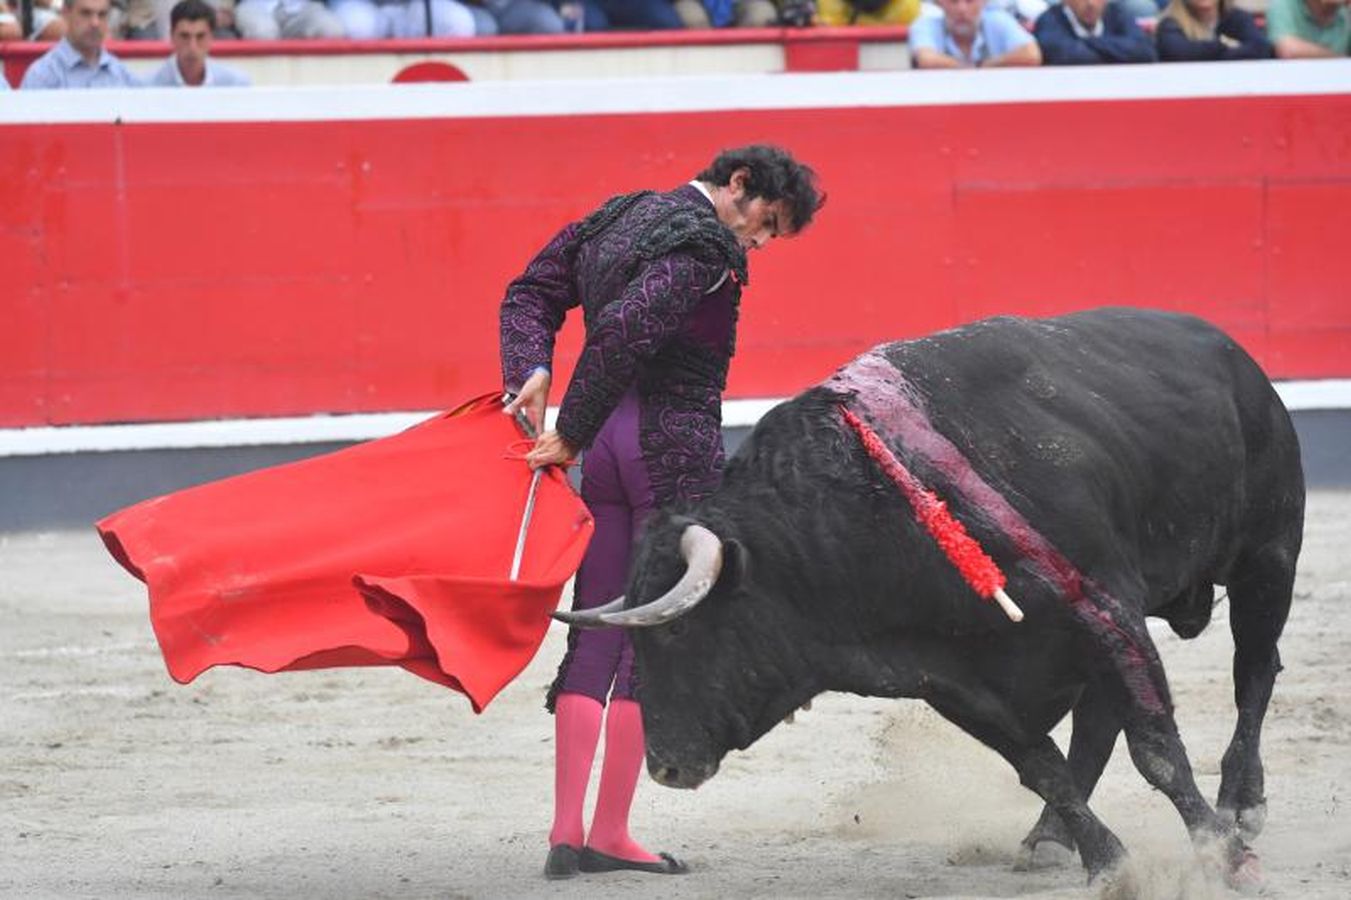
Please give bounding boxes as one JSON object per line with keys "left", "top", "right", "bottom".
{"left": 549, "top": 692, "right": 603, "bottom": 849}
{"left": 586, "top": 698, "right": 661, "bottom": 863}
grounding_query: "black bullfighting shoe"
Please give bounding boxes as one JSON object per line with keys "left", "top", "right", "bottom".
{"left": 543, "top": 843, "right": 581, "bottom": 880}
{"left": 578, "top": 847, "right": 689, "bottom": 875}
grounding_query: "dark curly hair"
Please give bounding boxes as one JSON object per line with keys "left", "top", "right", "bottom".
{"left": 696, "top": 145, "right": 826, "bottom": 233}
{"left": 171, "top": 0, "right": 217, "bottom": 28}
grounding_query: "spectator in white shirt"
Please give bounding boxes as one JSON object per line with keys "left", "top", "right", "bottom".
{"left": 149, "top": 0, "right": 252, "bottom": 86}
{"left": 331, "top": 0, "right": 477, "bottom": 38}
{"left": 235, "top": 0, "right": 345, "bottom": 38}
{"left": 8, "top": 0, "right": 68, "bottom": 40}
{"left": 0, "top": 0, "right": 19, "bottom": 40}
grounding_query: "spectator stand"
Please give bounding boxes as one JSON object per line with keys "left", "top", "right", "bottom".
{"left": 0, "top": 25, "right": 912, "bottom": 88}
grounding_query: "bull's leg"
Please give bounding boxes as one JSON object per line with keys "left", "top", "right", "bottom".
{"left": 1102, "top": 616, "right": 1255, "bottom": 874}
{"left": 1120, "top": 710, "right": 1235, "bottom": 845}
{"left": 1073, "top": 579, "right": 1254, "bottom": 877}
{"left": 1011, "top": 737, "right": 1128, "bottom": 880}
{"left": 1216, "top": 544, "right": 1296, "bottom": 839}
{"left": 1118, "top": 707, "right": 1262, "bottom": 885}
{"left": 1018, "top": 686, "right": 1122, "bottom": 861}
{"left": 928, "top": 699, "right": 1126, "bottom": 881}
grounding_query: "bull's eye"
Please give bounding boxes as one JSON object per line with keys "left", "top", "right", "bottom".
{"left": 667, "top": 620, "right": 687, "bottom": 638}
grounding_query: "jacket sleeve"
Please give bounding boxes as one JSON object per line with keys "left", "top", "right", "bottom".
{"left": 1155, "top": 16, "right": 1224, "bottom": 60}
{"left": 1035, "top": 8, "right": 1111, "bottom": 64}
{"left": 1219, "top": 8, "right": 1276, "bottom": 58}
{"left": 499, "top": 221, "right": 581, "bottom": 392}
{"left": 555, "top": 253, "right": 725, "bottom": 452}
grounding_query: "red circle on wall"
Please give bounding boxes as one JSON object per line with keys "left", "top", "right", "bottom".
{"left": 392, "top": 61, "right": 470, "bottom": 83}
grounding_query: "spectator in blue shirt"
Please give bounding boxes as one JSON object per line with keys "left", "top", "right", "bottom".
{"left": 468, "top": 0, "right": 569, "bottom": 34}
{"left": 911, "top": 0, "right": 1043, "bottom": 66}
{"left": 149, "top": 0, "right": 252, "bottom": 87}
{"left": 20, "top": 0, "right": 141, "bottom": 89}
{"left": 1034, "top": 0, "right": 1158, "bottom": 63}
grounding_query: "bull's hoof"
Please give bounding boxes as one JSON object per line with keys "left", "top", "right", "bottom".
{"left": 1087, "top": 858, "right": 1145, "bottom": 900}
{"left": 1224, "top": 848, "right": 1264, "bottom": 894}
{"left": 1079, "top": 835, "right": 1129, "bottom": 887}
{"left": 1013, "top": 839, "right": 1075, "bottom": 872}
{"left": 1016, "top": 809, "right": 1076, "bottom": 868}
{"left": 1196, "top": 833, "right": 1264, "bottom": 894}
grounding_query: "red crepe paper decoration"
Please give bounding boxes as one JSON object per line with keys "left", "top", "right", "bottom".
{"left": 839, "top": 404, "right": 1007, "bottom": 602}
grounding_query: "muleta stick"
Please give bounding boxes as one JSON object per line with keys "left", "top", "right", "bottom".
{"left": 506, "top": 394, "right": 544, "bottom": 583}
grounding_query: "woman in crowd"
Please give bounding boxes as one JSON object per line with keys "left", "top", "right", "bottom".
{"left": 1155, "top": 0, "right": 1273, "bottom": 59}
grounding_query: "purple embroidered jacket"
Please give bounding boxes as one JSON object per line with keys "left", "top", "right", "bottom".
{"left": 500, "top": 184, "right": 743, "bottom": 506}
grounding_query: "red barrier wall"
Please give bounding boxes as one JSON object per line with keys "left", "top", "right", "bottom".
{"left": 2, "top": 72, "right": 1349, "bottom": 428}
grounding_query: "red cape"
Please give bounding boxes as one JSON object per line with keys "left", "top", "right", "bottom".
{"left": 97, "top": 394, "right": 593, "bottom": 713}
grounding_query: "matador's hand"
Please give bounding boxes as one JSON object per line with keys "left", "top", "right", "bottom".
{"left": 525, "top": 430, "right": 576, "bottom": 470}
{"left": 504, "top": 368, "right": 551, "bottom": 436}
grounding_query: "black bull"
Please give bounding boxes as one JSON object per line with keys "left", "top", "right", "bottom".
{"left": 557, "top": 307, "right": 1304, "bottom": 880}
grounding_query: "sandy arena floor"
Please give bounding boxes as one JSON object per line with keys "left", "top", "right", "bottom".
{"left": 2, "top": 493, "right": 1349, "bottom": 900}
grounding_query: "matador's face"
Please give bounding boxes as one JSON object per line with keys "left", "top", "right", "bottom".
{"left": 723, "top": 195, "right": 793, "bottom": 252}
{"left": 714, "top": 167, "right": 796, "bottom": 252}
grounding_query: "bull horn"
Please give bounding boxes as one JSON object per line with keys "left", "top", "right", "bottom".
{"left": 561, "top": 524, "right": 722, "bottom": 630}
{"left": 597, "top": 521, "right": 724, "bottom": 627}
{"left": 597, "top": 524, "right": 723, "bottom": 628}
{"left": 552, "top": 594, "right": 628, "bottom": 628}
{"left": 550, "top": 525, "right": 724, "bottom": 629}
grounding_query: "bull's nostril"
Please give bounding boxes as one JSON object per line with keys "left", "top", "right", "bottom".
{"left": 657, "top": 766, "right": 679, "bottom": 785}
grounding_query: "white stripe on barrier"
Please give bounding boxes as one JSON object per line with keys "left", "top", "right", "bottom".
{"left": 1, "top": 380, "right": 1346, "bottom": 458}
{"left": 1, "top": 61, "right": 1348, "bottom": 126}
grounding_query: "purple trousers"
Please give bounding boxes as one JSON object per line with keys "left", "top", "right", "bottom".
{"left": 548, "top": 388, "right": 655, "bottom": 709}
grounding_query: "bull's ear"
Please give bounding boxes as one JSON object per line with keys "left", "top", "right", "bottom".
{"left": 715, "top": 538, "right": 750, "bottom": 594}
